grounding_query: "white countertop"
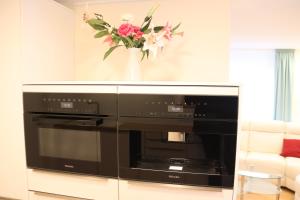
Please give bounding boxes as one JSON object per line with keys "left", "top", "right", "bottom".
{"left": 22, "top": 81, "right": 239, "bottom": 87}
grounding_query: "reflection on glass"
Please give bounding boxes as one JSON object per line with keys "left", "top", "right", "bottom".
{"left": 38, "top": 128, "right": 101, "bottom": 162}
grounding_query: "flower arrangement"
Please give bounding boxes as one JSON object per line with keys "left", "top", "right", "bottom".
{"left": 84, "top": 6, "right": 183, "bottom": 60}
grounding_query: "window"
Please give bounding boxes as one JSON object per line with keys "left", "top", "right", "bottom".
{"left": 230, "top": 49, "right": 300, "bottom": 122}
{"left": 230, "top": 49, "right": 275, "bottom": 120}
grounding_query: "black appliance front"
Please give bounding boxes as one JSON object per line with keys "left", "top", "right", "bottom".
{"left": 118, "top": 94, "right": 238, "bottom": 188}
{"left": 23, "top": 92, "right": 118, "bottom": 177}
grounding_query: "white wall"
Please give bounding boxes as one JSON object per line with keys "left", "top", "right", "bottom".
{"left": 22, "top": 0, "right": 75, "bottom": 82}
{"left": 74, "top": 0, "right": 230, "bottom": 82}
{"left": 230, "top": 49, "right": 275, "bottom": 120}
{"left": 231, "top": 0, "right": 300, "bottom": 49}
{"left": 0, "top": 0, "right": 28, "bottom": 199}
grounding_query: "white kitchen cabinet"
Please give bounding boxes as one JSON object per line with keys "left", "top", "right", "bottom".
{"left": 119, "top": 180, "right": 233, "bottom": 200}
{"left": 29, "top": 191, "right": 89, "bottom": 200}
{"left": 0, "top": 0, "right": 75, "bottom": 199}
{"left": 0, "top": 0, "right": 27, "bottom": 199}
{"left": 21, "top": 0, "right": 75, "bottom": 82}
{"left": 27, "top": 169, "right": 118, "bottom": 200}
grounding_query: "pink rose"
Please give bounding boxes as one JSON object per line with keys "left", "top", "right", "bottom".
{"left": 134, "top": 31, "right": 144, "bottom": 40}
{"left": 132, "top": 26, "right": 144, "bottom": 40}
{"left": 118, "top": 23, "right": 134, "bottom": 37}
{"left": 133, "top": 26, "right": 140, "bottom": 33}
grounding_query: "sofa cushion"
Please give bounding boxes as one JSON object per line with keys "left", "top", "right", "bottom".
{"left": 250, "top": 120, "right": 285, "bottom": 133}
{"left": 296, "top": 175, "right": 300, "bottom": 199}
{"left": 246, "top": 152, "right": 285, "bottom": 175}
{"left": 240, "top": 130, "right": 249, "bottom": 151}
{"left": 285, "top": 122, "right": 300, "bottom": 140}
{"left": 238, "top": 151, "right": 247, "bottom": 170}
{"left": 247, "top": 121, "right": 285, "bottom": 154}
{"left": 248, "top": 131, "right": 284, "bottom": 154}
{"left": 281, "top": 139, "right": 300, "bottom": 158}
{"left": 285, "top": 176, "right": 295, "bottom": 191}
{"left": 285, "top": 157, "right": 300, "bottom": 179}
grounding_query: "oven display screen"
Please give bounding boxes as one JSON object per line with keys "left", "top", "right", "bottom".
{"left": 168, "top": 105, "right": 183, "bottom": 112}
{"left": 61, "top": 102, "right": 73, "bottom": 109}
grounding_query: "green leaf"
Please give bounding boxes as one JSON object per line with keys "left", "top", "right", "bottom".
{"left": 141, "top": 18, "right": 152, "bottom": 32}
{"left": 120, "top": 38, "right": 129, "bottom": 48}
{"left": 90, "top": 24, "right": 107, "bottom": 31}
{"left": 141, "top": 51, "right": 146, "bottom": 61}
{"left": 87, "top": 18, "right": 104, "bottom": 26}
{"left": 125, "top": 37, "right": 134, "bottom": 47}
{"left": 154, "top": 26, "right": 164, "bottom": 33}
{"left": 143, "top": 16, "right": 151, "bottom": 23}
{"left": 87, "top": 18, "right": 109, "bottom": 30}
{"left": 112, "top": 35, "right": 121, "bottom": 44}
{"left": 171, "top": 23, "right": 181, "bottom": 32}
{"left": 141, "top": 50, "right": 150, "bottom": 61}
{"left": 144, "top": 29, "right": 152, "bottom": 34}
{"left": 121, "top": 37, "right": 134, "bottom": 48}
{"left": 103, "top": 45, "right": 122, "bottom": 60}
{"left": 94, "top": 31, "right": 109, "bottom": 38}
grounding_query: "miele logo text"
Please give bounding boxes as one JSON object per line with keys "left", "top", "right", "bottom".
{"left": 168, "top": 175, "right": 180, "bottom": 179}
{"left": 64, "top": 164, "right": 74, "bottom": 168}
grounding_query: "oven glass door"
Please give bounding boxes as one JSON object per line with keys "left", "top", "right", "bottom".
{"left": 24, "top": 113, "right": 117, "bottom": 177}
{"left": 118, "top": 117, "right": 237, "bottom": 187}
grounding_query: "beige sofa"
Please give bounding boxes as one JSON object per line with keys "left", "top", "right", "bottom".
{"left": 239, "top": 120, "right": 300, "bottom": 193}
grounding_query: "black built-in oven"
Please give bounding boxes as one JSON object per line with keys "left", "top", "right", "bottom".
{"left": 118, "top": 94, "right": 238, "bottom": 188}
{"left": 23, "top": 92, "right": 118, "bottom": 177}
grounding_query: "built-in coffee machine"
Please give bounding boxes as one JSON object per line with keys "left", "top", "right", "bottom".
{"left": 118, "top": 86, "right": 239, "bottom": 188}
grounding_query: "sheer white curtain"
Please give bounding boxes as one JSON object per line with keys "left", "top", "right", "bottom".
{"left": 292, "top": 50, "right": 300, "bottom": 121}
{"left": 274, "top": 49, "right": 294, "bottom": 121}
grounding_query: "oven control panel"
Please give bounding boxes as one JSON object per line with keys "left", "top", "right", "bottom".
{"left": 23, "top": 93, "right": 117, "bottom": 116}
{"left": 119, "top": 94, "right": 238, "bottom": 119}
{"left": 41, "top": 96, "right": 97, "bottom": 114}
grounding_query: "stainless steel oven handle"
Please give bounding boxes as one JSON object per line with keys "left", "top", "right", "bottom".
{"left": 32, "top": 114, "right": 103, "bottom": 127}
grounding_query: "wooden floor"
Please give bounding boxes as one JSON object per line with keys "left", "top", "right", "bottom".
{"left": 237, "top": 188, "right": 294, "bottom": 200}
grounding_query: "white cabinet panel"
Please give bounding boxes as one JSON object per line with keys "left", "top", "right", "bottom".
{"left": 119, "top": 180, "right": 233, "bottom": 200}
{"left": 0, "top": 0, "right": 28, "bottom": 199}
{"left": 22, "top": 0, "right": 75, "bottom": 82}
{"left": 29, "top": 191, "right": 89, "bottom": 200}
{"left": 27, "top": 169, "right": 118, "bottom": 200}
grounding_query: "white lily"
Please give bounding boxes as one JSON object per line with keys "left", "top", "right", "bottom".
{"left": 143, "top": 27, "right": 165, "bottom": 59}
